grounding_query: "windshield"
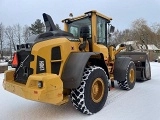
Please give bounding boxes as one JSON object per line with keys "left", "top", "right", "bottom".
{"left": 68, "top": 17, "right": 91, "bottom": 38}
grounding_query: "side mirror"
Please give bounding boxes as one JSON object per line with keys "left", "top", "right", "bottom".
{"left": 110, "top": 25, "right": 115, "bottom": 33}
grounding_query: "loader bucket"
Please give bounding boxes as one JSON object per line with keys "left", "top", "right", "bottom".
{"left": 116, "top": 51, "right": 151, "bottom": 81}
{"left": 116, "top": 52, "right": 148, "bottom": 62}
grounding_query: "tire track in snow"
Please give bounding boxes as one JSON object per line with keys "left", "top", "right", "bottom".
{"left": 104, "top": 85, "right": 127, "bottom": 107}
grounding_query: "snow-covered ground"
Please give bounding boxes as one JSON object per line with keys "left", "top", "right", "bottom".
{"left": 0, "top": 62, "right": 8, "bottom": 66}
{"left": 0, "top": 62, "right": 160, "bottom": 120}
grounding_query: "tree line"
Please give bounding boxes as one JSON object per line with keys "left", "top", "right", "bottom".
{"left": 0, "top": 19, "right": 60, "bottom": 59}
{"left": 0, "top": 18, "right": 160, "bottom": 59}
{"left": 109, "top": 19, "right": 160, "bottom": 49}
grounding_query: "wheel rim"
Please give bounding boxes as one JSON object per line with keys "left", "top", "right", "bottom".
{"left": 129, "top": 68, "right": 135, "bottom": 83}
{"left": 91, "top": 78, "right": 104, "bottom": 103}
{"left": 145, "top": 60, "right": 151, "bottom": 79}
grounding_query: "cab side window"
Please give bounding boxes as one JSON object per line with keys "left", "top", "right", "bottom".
{"left": 97, "top": 17, "right": 107, "bottom": 45}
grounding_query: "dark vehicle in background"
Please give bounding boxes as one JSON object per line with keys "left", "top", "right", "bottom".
{"left": 8, "top": 59, "right": 12, "bottom": 66}
{"left": 5, "top": 59, "right": 12, "bottom": 66}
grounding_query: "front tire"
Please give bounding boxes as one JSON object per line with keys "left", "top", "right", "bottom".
{"left": 70, "top": 66, "right": 108, "bottom": 115}
{"left": 117, "top": 61, "right": 136, "bottom": 90}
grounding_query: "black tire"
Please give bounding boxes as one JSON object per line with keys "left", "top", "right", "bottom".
{"left": 117, "top": 61, "right": 136, "bottom": 90}
{"left": 70, "top": 66, "right": 108, "bottom": 115}
{"left": 144, "top": 58, "right": 151, "bottom": 80}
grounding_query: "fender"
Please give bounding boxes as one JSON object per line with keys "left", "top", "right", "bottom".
{"left": 61, "top": 52, "right": 109, "bottom": 89}
{"left": 113, "top": 57, "right": 132, "bottom": 81}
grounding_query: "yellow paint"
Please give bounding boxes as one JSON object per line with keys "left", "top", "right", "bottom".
{"left": 93, "top": 44, "right": 109, "bottom": 60}
{"left": 30, "top": 38, "right": 80, "bottom": 76}
{"left": 3, "top": 70, "right": 68, "bottom": 105}
{"left": 108, "top": 46, "right": 116, "bottom": 61}
{"left": 3, "top": 10, "right": 127, "bottom": 106}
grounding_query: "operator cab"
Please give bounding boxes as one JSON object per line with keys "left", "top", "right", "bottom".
{"left": 62, "top": 10, "right": 115, "bottom": 47}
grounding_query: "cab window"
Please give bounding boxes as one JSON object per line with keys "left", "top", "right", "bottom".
{"left": 97, "top": 17, "right": 107, "bottom": 45}
{"left": 68, "top": 18, "right": 91, "bottom": 38}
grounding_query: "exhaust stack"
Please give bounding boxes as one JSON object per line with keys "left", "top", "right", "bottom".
{"left": 43, "top": 13, "right": 57, "bottom": 32}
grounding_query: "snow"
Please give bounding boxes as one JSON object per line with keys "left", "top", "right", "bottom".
{"left": 0, "top": 62, "right": 8, "bottom": 66}
{"left": 147, "top": 44, "right": 160, "bottom": 51}
{"left": 0, "top": 62, "right": 160, "bottom": 120}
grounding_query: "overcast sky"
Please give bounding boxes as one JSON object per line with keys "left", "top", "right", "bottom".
{"left": 0, "top": 0, "right": 160, "bottom": 30}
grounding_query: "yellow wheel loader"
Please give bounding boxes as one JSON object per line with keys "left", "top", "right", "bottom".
{"left": 3, "top": 10, "right": 151, "bottom": 115}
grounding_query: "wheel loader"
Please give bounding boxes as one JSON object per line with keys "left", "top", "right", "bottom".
{"left": 3, "top": 10, "right": 151, "bottom": 115}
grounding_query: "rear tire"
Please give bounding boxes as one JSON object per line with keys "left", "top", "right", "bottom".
{"left": 70, "top": 66, "right": 108, "bottom": 115}
{"left": 117, "top": 61, "right": 136, "bottom": 90}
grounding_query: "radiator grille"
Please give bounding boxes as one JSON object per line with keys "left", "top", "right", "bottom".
{"left": 51, "top": 46, "right": 61, "bottom": 74}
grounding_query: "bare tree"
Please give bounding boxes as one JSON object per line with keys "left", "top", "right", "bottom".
{"left": 109, "top": 18, "right": 160, "bottom": 49}
{"left": 0, "top": 23, "right": 4, "bottom": 58}
{"left": 121, "top": 29, "right": 135, "bottom": 42}
{"left": 23, "top": 25, "right": 32, "bottom": 43}
{"left": 13, "top": 24, "right": 23, "bottom": 45}
{"left": 109, "top": 29, "right": 122, "bottom": 46}
{"left": 131, "top": 18, "right": 155, "bottom": 49}
{"left": 151, "top": 23, "right": 160, "bottom": 33}
{"left": 110, "top": 29, "right": 135, "bottom": 46}
{"left": 151, "top": 23, "right": 160, "bottom": 48}
{"left": 5, "top": 26, "right": 16, "bottom": 57}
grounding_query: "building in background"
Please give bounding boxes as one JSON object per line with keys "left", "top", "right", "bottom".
{"left": 118, "top": 41, "right": 160, "bottom": 61}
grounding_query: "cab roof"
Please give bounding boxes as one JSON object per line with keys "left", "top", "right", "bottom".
{"left": 62, "top": 10, "right": 112, "bottom": 22}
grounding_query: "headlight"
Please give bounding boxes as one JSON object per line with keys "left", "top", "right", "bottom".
{"left": 85, "top": 12, "right": 92, "bottom": 17}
